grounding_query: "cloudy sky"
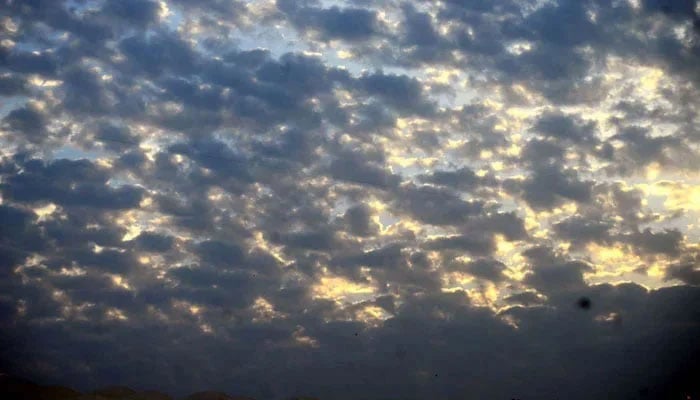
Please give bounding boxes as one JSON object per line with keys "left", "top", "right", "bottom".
{"left": 1, "top": 0, "right": 700, "bottom": 398}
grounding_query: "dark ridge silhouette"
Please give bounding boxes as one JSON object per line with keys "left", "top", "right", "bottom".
{"left": 183, "top": 392, "right": 254, "bottom": 400}
{"left": 3, "top": 372, "right": 699, "bottom": 399}
{"left": 90, "top": 386, "right": 138, "bottom": 398}
{"left": 287, "top": 397, "right": 320, "bottom": 400}
{"left": 0, "top": 374, "right": 173, "bottom": 400}
{"left": 126, "top": 391, "right": 174, "bottom": 400}
{"left": 0, "top": 374, "right": 80, "bottom": 400}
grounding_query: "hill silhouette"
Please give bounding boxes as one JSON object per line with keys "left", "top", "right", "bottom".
{"left": 0, "top": 374, "right": 81, "bottom": 400}
{"left": 0, "top": 374, "right": 332, "bottom": 400}
{"left": 183, "top": 391, "right": 255, "bottom": 400}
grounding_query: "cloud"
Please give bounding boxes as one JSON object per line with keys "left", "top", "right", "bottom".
{"left": 358, "top": 72, "right": 436, "bottom": 116}
{"left": 131, "top": 232, "right": 175, "bottom": 253}
{"left": 522, "top": 246, "right": 593, "bottom": 297}
{"left": 460, "top": 258, "right": 508, "bottom": 282}
{"left": 418, "top": 167, "right": 481, "bottom": 191}
{"left": 195, "top": 240, "right": 246, "bottom": 268}
{"left": 0, "top": 74, "right": 28, "bottom": 96}
{"left": 277, "top": 0, "right": 383, "bottom": 42}
{"left": 394, "top": 184, "right": 484, "bottom": 226}
{"left": 119, "top": 32, "right": 197, "bottom": 78}
{"left": 1, "top": 48, "right": 59, "bottom": 76}
{"left": 643, "top": 0, "right": 699, "bottom": 18}
{"left": 424, "top": 233, "right": 495, "bottom": 258}
{"left": 2, "top": 105, "right": 49, "bottom": 144}
{"left": 329, "top": 149, "right": 400, "bottom": 189}
{"left": 621, "top": 228, "right": 684, "bottom": 257}
{"left": 0, "top": 0, "right": 699, "bottom": 399}
{"left": 503, "top": 291, "right": 545, "bottom": 306}
{"left": 552, "top": 215, "right": 614, "bottom": 248}
{"left": 95, "top": 124, "right": 140, "bottom": 152}
{"left": 0, "top": 158, "right": 144, "bottom": 210}
{"left": 533, "top": 112, "right": 597, "bottom": 144}
{"left": 342, "top": 204, "right": 379, "bottom": 237}
{"left": 510, "top": 164, "right": 593, "bottom": 210}
{"left": 666, "top": 258, "right": 700, "bottom": 285}
{"left": 102, "top": 0, "right": 162, "bottom": 28}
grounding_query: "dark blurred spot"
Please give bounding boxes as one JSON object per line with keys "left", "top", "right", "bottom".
{"left": 354, "top": 332, "right": 358, "bottom": 336}
{"left": 577, "top": 296, "right": 591, "bottom": 310}
{"left": 434, "top": 373, "right": 438, "bottom": 377}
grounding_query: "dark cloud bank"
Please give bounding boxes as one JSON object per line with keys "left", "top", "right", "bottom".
{"left": 1, "top": 0, "right": 700, "bottom": 399}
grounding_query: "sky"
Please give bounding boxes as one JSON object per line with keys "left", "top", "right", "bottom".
{"left": 1, "top": 0, "right": 700, "bottom": 399}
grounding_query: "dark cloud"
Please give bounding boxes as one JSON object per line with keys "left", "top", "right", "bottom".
{"left": 666, "top": 255, "right": 700, "bottom": 285}
{"left": 0, "top": 157, "right": 143, "bottom": 210}
{"left": 334, "top": 243, "right": 405, "bottom": 271}
{"left": 418, "top": 167, "right": 481, "bottom": 191}
{"left": 3, "top": 264, "right": 700, "bottom": 400}
{"left": 503, "top": 291, "right": 545, "bottom": 306}
{"left": 95, "top": 124, "right": 140, "bottom": 152}
{"left": 460, "top": 258, "right": 508, "bottom": 282}
{"left": 1, "top": 0, "right": 699, "bottom": 399}
{"left": 358, "top": 72, "right": 435, "bottom": 116}
{"left": 394, "top": 184, "right": 484, "bottom": 226}
{"left": 0, "top": 204, "right": 42, "bottom": 274}
{"left": 277, "top": 0, "right": 383, "bottom": 41}
{"left": 552, "top": 215, "right": 614, "bottom": 248}
{"left": 0, "top": 74, "right": 28, "bottom": 96}
{"left": 2, "top": 105, "right": 48, "bottom": 144}
{"left": 131, "top": 232, "right": 175, "bottom": 253}
{"left": 621, "top": 228, "right": 684, "bottom": 257}
{"left": 342, "top": 204, "right": 379, "bottom": 237}
{"left": 60, "top": 66, "right": 121, "bottom": 116}
{"left": 169, "top": 138, "right": 253, "bottom": 184}
{"left": 522, "top": 246, "right": 593, "bottom": 297}
{"left": 400, "top": 4, "right": 441, "bottom": 48}
{"left": 119, "top": 32, "right": 197, "bottom": 77}
{"left": 273, "top": 229, "right": 340, "bottom": 252}
{"left": 463, "top": 212, "right": 528, "bottom": 241}
{"left": 195, "top": 240, "right": 246, "bottom": 268}
{"left": 1, "top": 49, "right": 59, "bottom": 76}
{"left": 65, "top": 248, "right": 138, "bottom": 274}
{"left": 533, "top": 112, "right": 597, "bottom": 144}
{"left": 520, "top": 139, "right": 566, "bottom": 168}
{"left": 643, "top": 0, "right": 699, "bottom": 18}
{"left": 606, "top": 126, "right": 699, "bottom": 174}
{"left": 102, "top": 0, "right": 162, "bottom": 28}
{"left": 329, "top": 148, "right": 400, "bottom": 189}
{"left": 510, "top": 164, "right": 593, "bottom": 210}
{"left": 2, "top": 0, "right": 113, "bottom": 44}
{"left": 424, "top": 234, "right": 494, "bottom": 256}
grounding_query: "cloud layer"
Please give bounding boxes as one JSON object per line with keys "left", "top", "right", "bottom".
{"left": 1, "top": 0, "right": 700, "bottom": 399}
